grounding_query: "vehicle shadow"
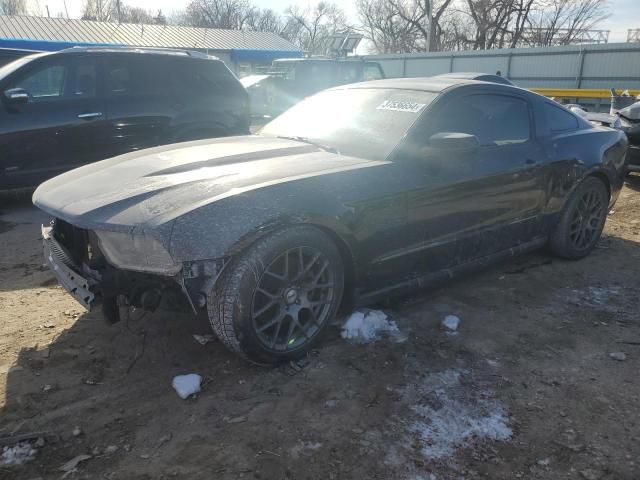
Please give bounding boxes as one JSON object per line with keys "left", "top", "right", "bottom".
{"left": 0, "top": 197, "right": 52, "bottom": 293}
{"left": 624, "top": 172, "right": 640, "bottom": 192}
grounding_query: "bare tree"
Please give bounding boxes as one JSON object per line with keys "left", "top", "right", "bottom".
{"left": 245, "top": 8, "right": 284, "bottom": 33}
{"left": 82, "top": 0, "right": 166, "bottom": 24}
{"left": 525, "top": 0, "right": 610, "bottom": 46}
{"left": 438, "top": 7, "right": 476, "bottom": 50}
{"left": 507, "top": 0, "right": 537, "bottom": 47}
{"left": 384, "top": 0, "right": 455, "bottom": 51}
{"left": 357, "top": 0, "right": 420, "bottom": 53}
{"left": 81, "top": 0, "right": 118, "bottom": 22}
{"left": 120, "top": 6, "right": 155, "bottom": 24}
{"left": 154, "top": 10, "right": 167, "bottom": 25}
{"left": 0, "top": 0, "right": 27, "bottom": 15}
{"left": 464, "top": 0, "right": 512, "bottom": 50}
{"left": 178, "top": 0, "right": 255, "bottom": 29}
{"left": 283, "top": 2, "right": 348, "bottom": 55}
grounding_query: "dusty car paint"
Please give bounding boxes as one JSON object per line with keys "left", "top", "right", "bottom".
{"left": 33, "top": 78, "right": 628, "bottom": 316}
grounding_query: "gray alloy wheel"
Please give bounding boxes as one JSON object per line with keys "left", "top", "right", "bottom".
{"left": 550, "top": 176, "right": 609, "bottom": 260}
{"left": 250, "top": 246, "right": 337, "bottom": 352}
{"left": 207, "top": 225, "right": 344, "bottom": 364}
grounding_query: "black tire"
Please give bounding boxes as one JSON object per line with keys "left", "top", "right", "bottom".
{"left": 207, "top": 225, "right": 344, "bottom": 365}
{"left": 549, "top": 176, "right": 609, "bottom": 260}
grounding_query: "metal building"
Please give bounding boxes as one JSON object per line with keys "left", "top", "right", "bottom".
{"left": 0, "top": 15, "right": 302, "bottom": 74}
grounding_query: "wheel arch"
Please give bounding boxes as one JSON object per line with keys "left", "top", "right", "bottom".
{"left": 224, "top": 215, "right": 360, "bottom": 313}
{"left": 586, "top": 170, "right": 611, "bottom": 200}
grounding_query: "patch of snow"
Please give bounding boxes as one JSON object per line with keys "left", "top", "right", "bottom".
{"left": 405, "top": 369, "right": 512, "bottom": 459}
{"left": 290, "top": 441, "right": 322, "bottom": 459}
{"left": 59, "top": 454, "right": 92, "bottom": 473}
{"left": 341, "top": 309, "right": 399, "bottom": 343}
{"left": 172, "top": 374, "right": 202, "bottom": 399}
{"left": 609, "top": 351, "right": 627, "bottom": 361}
{"left": 566, "top": 286, "right": 622, "bottom": 312}
{"left": 192, "top": 334, "right": 216, "bottom": 345}
{"left": 1, "top": 442, "right": 37, "bottom": 465}
{"left": 441, "top": 315, "right": 460, "bottom": 332}
{"left": 325, "top": 399, "right": 338, "bottom": 408}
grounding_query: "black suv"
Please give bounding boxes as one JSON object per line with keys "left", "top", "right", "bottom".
{"left": 0, "top": 47, "right": 41, "bottom": 68}
{"left": 0, "top": 47, "right": 249, "bottom": 190}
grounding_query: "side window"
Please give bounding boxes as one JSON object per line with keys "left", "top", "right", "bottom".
{"left": 173, "top": 59, "right": 241, "bottom": 97}
{"left": 545, "top": 103, "right": 579, "bottom": 132}
{"left": 105, "top": 57, "right": 133, "bottom": 95}
{"left": 298, "top": 63, "right": 335, "bottom": 89}
{"left": 13, "top": 62, "right": 68, "bottom": 101}
{"left": 430, "top": 94, "right": 531, "bottom": 146}
{"left": 105, "top": 56, "right": 171, "bottom": 96}
{"left": 70, "top": 58, "right": 97, "bottom": 97}
{"left": 364, "top": 63, "right": 383, "bottom": 81}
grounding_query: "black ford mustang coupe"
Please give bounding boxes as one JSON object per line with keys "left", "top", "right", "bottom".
{"left": 33, "top": 78, "right": 628, "bottom": 364}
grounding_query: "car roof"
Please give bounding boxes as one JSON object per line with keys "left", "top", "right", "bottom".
{"left": 336, "top": 76, "right": 522, "bottom": 93}
{"left": 56, "top": 46, "right": 219, "bottom": 60}
{"left": 272, "top": 57, "right": 371, "bottom": 64}
{"left": 432, "top": 72, "right": 514, "bottom": 85}
{"left": 0, "top": 47, "right": 43, "bottom": 54}
{"left": 273, "top": 57, "right": 334, "bottom": 63}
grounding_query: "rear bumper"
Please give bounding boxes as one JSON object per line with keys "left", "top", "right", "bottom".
{"left": 42, "top": 225, "right": 95, "bottom": 310}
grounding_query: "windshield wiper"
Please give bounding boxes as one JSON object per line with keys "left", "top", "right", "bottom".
{"left": 277, "top": 136, "right": 340, "bottom": 154}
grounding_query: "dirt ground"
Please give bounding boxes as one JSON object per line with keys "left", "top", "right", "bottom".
{"left": 1, "top": 177, "right": 639, "bottom": 480}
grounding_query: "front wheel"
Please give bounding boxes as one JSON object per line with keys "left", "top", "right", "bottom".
{"left": 207, "top": 226, "right": 344, "bottom": 364}
{"left": 549, "top": 176, "right": 609, "bottom": 260}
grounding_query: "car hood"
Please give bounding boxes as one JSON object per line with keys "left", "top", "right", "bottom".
{"left": 33, "top": 135, "right": 386, "bottom": 232}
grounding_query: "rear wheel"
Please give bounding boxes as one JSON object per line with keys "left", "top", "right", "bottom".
{"left": 207, "top": 226, "right": 344, "bottom": 364}
{"left": 550, "top": 176, "right": 609, "bottom": 259}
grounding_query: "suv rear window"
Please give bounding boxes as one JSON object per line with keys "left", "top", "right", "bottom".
{"left": 173, "top": 59, "right": 242, "bottom": 97}
{"left": 105, "top": 55, "right": 172, "bottom": 95}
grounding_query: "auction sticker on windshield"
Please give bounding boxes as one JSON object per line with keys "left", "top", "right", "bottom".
{"left": 376, "top": 100, "right": 426, "bottom": 113}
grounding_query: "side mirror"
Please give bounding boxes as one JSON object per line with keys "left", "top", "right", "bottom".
{"left": 4, "top": 88, "right": 29, "bottom": 105}
{"left": 427, "top": 132, "right": 479, "bottom": 154}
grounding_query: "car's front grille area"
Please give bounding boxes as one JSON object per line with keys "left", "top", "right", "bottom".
{"left": 52, "top": 219, "right": 90, "bottom": 268}
{"left": 45, "top": 232, "right": 81, "bottom": 272}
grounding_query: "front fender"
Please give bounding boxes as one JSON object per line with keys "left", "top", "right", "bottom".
{"left": 167, "top": 182, "right": 359, "bottom": 265}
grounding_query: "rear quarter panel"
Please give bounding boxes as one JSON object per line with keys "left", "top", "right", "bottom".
{"left": 541, "top": 126, "right": 627, "bottom": 214}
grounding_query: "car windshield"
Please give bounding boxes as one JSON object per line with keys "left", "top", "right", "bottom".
{"left": 260, "top": 88, "right": 438, "bottom": 160}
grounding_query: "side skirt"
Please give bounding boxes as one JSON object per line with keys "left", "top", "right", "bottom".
{"left": 355, "top": 236, "right": 548, "bottom": 307}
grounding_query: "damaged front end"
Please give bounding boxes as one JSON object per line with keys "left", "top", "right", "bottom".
{"left": 42, "top": 218, "right": 228, "bottom": 323}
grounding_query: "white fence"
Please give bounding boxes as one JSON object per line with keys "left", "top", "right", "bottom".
{"left": 364, "top": 43, "right": 640, "bottom": 90}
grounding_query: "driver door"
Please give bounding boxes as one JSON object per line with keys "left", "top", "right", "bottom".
{"left": 0, "top": 54, "right": 106, "bottom": 189}
{"left": 402, "top": 90, "right": 548, "bottom": 274}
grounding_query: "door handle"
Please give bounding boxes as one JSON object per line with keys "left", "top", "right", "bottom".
{"left": 77, "top": 112, "right": 103, "bottom": 119}
{"left": 525, "top": 158, "right": 536, "bottom": 165}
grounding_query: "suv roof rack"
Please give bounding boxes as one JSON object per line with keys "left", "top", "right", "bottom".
{"left": 59, "top": 45, "right": 218, "bottom": 60}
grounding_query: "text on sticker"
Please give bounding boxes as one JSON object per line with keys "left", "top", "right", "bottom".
{"left": 376, "top": 100, "right": 426, "bottom": 113}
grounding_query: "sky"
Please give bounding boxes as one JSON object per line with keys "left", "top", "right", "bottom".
{"left": 32, "top": 0, "right": 638, "bottom": 44}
